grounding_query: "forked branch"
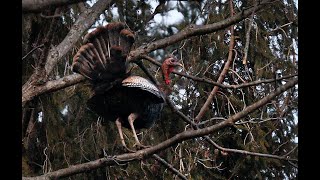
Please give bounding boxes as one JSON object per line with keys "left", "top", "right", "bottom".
{"left": 22, "top": 78, "right": 297, "bottom": 179}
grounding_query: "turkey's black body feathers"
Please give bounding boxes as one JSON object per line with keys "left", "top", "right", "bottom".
{"left": 72, "top": 22, "right": 164, "bottom": 132}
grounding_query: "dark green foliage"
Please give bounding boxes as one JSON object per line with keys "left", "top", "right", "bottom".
{"left": 22, "top": 0, "right": 298, "bottom": 179}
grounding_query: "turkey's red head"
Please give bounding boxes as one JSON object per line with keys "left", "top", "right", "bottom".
{"left": 161, "top": 57, "right": 183, "bottom": 85}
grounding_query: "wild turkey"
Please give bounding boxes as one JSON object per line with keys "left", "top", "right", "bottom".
{"left": 72, "top": 22, "right": 182, "bottom": 150}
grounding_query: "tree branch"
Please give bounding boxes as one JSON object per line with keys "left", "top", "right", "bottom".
{"left": 165, "top": 87, "right": 298, "bottom": 165}
{"left": 22, "top": 0, "right": 114, "bottom": 106}
{"left": 22, "top": 0, "right": 86, "bottom": 13}
{"left": 210, "top": 140, "right": 297, "bottom": 162}
{"left": 139, "top": 57, "right": 298, "bottom": 165}
{"left": 22, "top": 0, "right": 271, "bottom": 106}
{"left": 22, "top": 78, "right": 297, "bottom": 179}
{"left": 194, "top": 0, "right": 236, "bottom": 123}
{"left": 153, "top": 154, "right": 188, "bottom": 180}
{"left": 44, "top": 0, "right": 114, "bottom": 76}
{"left": 23, "top": 54, "right": 297, "bottom": 114}
{"left": 22, "top": 74, "right": 85, "bottom": 104}
{"left": 242, "top": 5, "right": 256, "bottom": 65}
{"left": 141, "top": 55, "right": 297, "bottom": 89}
{"left": 127, "top": 0, "right": 273, "bottom": 62}
{"left": 22, "top": 44, "right": 45, "bottom": 60}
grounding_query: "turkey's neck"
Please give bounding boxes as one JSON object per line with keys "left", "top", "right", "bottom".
{"left": 163, "top": 66, "right": 174, "bottom": 85}
{"left": 160, "top": 66, "right": 174, "bottom": 96}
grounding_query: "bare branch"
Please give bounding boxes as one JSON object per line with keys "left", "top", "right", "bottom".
{"left": 44, "top": 0, "right": 114, "bottom": 76}
{"left": 22, "top": 74, "right": 85, "bottom": 104}
{"left": 268, "top": 22, "right": 293, "bottom": 36}
{"left": 283, "top": 145, "right": 298, "bottom": 157}
{"left": 153, "top": 154, "right": 188, "bottom": 180}
{"left": 22, "top": 0, "right": 272, "bottom": 106}
{"left": 135, "top": 61, "right": 159, "bottom": 86}
{"left": 127, "top": 0, "right": 273, "bottom": 62}
{"left": 197, "top": 160, "right": 225, "bottom": 171}
{"left": 22, "top": 0, "right": 86, "bottom": 13}
{"left": 288, "top": 160, "right": 298, "bottom": 168}
{"left": 141, "top": 55, "right": 297, "bottom": 89}
{"left": 22, "top": 78, "right": 297, "bottom": 179}
{"left": 164, "top": 77, "right": 298, "bottom": 163}
{"left": 194, "top": 0, "right": 236, "bottom": 123}
{"left": 22, "top": 0, "right": 114, "bottom": 106}
{"left": 210, "top": 140, "right": 297, "bottom": 162}
{"left": 40, "top": 12, "right": 64, "bottom": 19}
{"left": 234, "top": 117, "right": 280, "bottom": 125}
{"left": 242, "top": 7, "right": 255, "bottom": 65}
{"left": 22, "top": 44, "right": 44, "bottom": 60}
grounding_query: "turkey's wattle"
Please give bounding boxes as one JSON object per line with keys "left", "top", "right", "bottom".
{"left": 161, "top": 57, "right": 183, "bottom": 85}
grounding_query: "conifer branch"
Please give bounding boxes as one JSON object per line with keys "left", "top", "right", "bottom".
{"left": 141, "top": 55, "right": 297, "bottom": 89}
{"left": 153, "top": 154, "right": 188, "bottom": 180}
{"left": 21, "top": 0, "right": 272, "bottom": 106}
{"left": 194, "top": 0, "right": 236, "bottom": 123}
{"left": 127, "top": 0, "right": 273, "bottom": 62}
{"left": 210, "top": 140, "right": 297, "bottom": 162}
{"left": 22, "top": 0, "right": 114, "bottom": 106}
{"left": 22, "top": 78, "right": 297, "bottom": 179}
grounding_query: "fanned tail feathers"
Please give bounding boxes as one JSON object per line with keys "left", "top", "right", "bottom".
{"left": 72, "top": 22, "right": 135, "bottom": 84}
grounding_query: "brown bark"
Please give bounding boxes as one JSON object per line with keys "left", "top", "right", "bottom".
{"left": 44, "top": 0, "right": 114, "bottom": 76}
{"left": 127, "top": 0, "right": 273, "bottom": 62}
{"left": 210, "top": 140, "right": 297, "bottom": 162}
{"left": 22, "top": 0, "right": 272, "bottom": 106}
{"left": 22, "top": 78, "right": 297, "bottom": 179}
{"left": 22, "top": 74, "right": 85, "bottom": 105}
{"left": 142, "top": 55, "right": 297, "bottom": 89}
{"left": 22, "top": 0, "right": 86, "bottom": 13}
{"left": 22, "top": 0, "right": 113, "bottom": 106}
{"left": 194, "top": 0, "right": 236, "bottom": 123}
{"left": 22, "top": 53, "right": 297, "bottom": 106}
{"left": 242, "top": 13, "right": 254, "bottom": 65}
{"left": 153, "top": 154, "right": 188, "bottom": 180}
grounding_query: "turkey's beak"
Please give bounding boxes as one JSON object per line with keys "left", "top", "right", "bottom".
{"left": 172, "top": 60, "right": 184, "bottom": 71}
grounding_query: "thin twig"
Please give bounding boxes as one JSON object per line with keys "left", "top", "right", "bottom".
{"left": 128, "top": 0, "right": 273, "bottom": 63}
{"left": 197, "top": 117, "right": 227, "bottom": 126}
{"left": 283, "top": 145, "right": 298, "bottom": 157}
{"left": 243, "top": 12, "right": 255, "bottom": 65}
{"left": 197, "top": 160, "right": 225, "bottom": 171}
{"left": 135, "top": 61, "right": 159, "bottom": 86}
{"left": 235, "top": 117, "right": 280, "bottom": 125}
{"left": 193, "top": 0, "right": 236, "bottom": 123}
{"left": 40, "top": 13, "right": 64, "bottom": 19}
{"left": 141, "top": 55, "right": 297, "bottom": 89}
{"left": 165, "top": 77, "right": 298, "bottom": 162}
{"left": 288, "top": 160, "right": 298, "bottom": 168}
{"left": 153, "top": 154, "right": 188, "bottom": 180}
{"left": 22, "top": 44, "right": 44, "bottom": 60}
{"left": 22, "top": 78, "right": 297, "bottom": 179}
{"left": 210, "top": 140, "right": 297, "bottom": 162}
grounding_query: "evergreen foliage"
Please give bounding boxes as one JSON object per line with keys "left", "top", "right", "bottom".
{"left": 22, "top": 0, "right": 298, "bottom": 179}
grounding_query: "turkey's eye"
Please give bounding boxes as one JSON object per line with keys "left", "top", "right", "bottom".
{"left": 170, "top": 58, "right": 174, "bottom": 63}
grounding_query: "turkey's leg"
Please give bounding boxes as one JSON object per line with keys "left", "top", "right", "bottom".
{"left": 128, "top": 113, "right": 149, "bottom": 148}
{"left": 115, "top": 118, "right": 135, "bottom": 152}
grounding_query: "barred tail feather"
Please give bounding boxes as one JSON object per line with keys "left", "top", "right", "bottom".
{"left": 107, "top": 22, "right": 125, "bottom": 47}
{"left": 120, "top": 29, "right": 135, "bottom": 55}
{"left": 72, "top": 22, "right": 135, "bottom": 84}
